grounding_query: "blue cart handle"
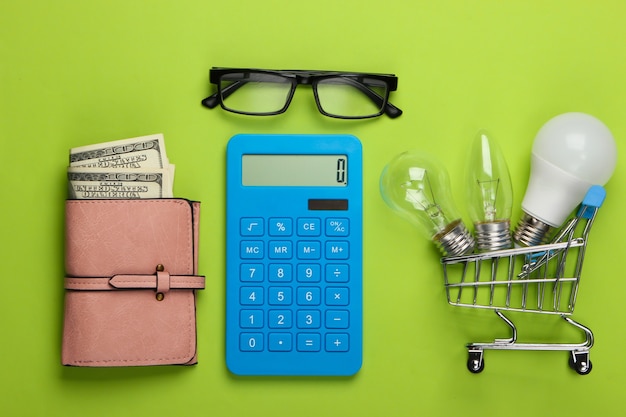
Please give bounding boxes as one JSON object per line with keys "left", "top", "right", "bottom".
{"left": 577, "top": 185, "right": 606, "bottom": 219}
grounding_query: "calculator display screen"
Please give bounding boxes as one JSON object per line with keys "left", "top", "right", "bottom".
{"left": 241, "top": 154, "right": 348, "bottom": 186}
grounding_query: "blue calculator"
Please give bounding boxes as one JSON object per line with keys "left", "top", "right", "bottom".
{"left": 225, "top": 133, "right": 362, "bottom": 376}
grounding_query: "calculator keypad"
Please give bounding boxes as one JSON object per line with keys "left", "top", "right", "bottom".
{"left": 237, "top": 216, "right": 353, "bottom": 354}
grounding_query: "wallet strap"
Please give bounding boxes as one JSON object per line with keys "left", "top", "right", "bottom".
{"left": 65, "top": 274, "right": 205, "bottom": 291}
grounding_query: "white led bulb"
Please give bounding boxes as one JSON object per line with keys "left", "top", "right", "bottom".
{"left": 514, "top": 112, "right": 617, "bottom": 246}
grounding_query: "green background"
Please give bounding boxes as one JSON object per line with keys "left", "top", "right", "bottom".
{"left": 1, "top": 1, "right": 624, "bottom": 416}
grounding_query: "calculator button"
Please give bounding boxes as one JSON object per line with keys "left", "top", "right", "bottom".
{"left": 297, "top": 287, "right": 321, "bottom": 306}
{"left": 325, "top": 241, "right": 349, "bottom": 259}
{"left": 240, "top": 263, "right": 264, "bottom": 282}
{"left": 241, "top": 241, "right": 264, "bottom": 259}
{"left": 325, "top": 333, "right": 349, "bottom": 352}
{"left": 325, "top": 310, "right": 349, "bottom": 329}
{"left": 297, "top": 333, "right": 321, "bottom": 352}
{"left": 268, "top": 287, "right": 293, "bottom": 305}
{"left": 297, "top": 218, "right": 321, "bottom": 236}
{"left": 268, "top": 310, "right": 292, "bottom": 328}
{"left": 240, "top": 218, "right": 264, "bottom": 236}
{"left": 240, "top": 310, "right": 264, "bottom": 328}
{"left": 268, "top": 218, "right": 293, "bottom": 236}
{"left": 325, "top": 264, "right": 349, "bottom": 282}
{"left": 268, "top": 264, "right": 292, "bottom": 282}
{"left": 325, "top": 218, "right": 349, "bottom": 237}
{"left": 240, "top": 287, "right": 264, "bottom": 305}
{"left": 268, "top": 333, "right": 292, "bottom": 352}
{"left": 240, "top": 333, "right": 263, "bottom": 351}
{"left": 297, "top": 241, "right": 321, "bottom": 259}
{"left": 297, "top": 264, "right": 321, "bottom": 282}
{"left": 326, "top": 287, "right": 349, "bottom": 306}
{"left": 268, "top": 241, "right": 293, "bottom": 259}
{"left": 297, "top": 310, "right": 321, "bottom": 329}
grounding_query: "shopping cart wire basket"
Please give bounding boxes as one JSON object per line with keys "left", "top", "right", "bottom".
{"left": 441, "top": 185, "right": 606, "bottom": 375}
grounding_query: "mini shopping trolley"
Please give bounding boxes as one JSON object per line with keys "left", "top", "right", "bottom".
{"left": 441, "top": 185, "right": 606, "bottom": 375}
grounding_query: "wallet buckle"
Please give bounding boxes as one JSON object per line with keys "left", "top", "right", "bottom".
{"left": 155, "top": 264, "right": 170, "bottom": 301}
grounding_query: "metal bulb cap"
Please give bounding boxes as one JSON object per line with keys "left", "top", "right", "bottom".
{"left": 474, "top": 220, "right": 512, "bottom": 252}
{"left": 434, "top": 219, "right": 475, "bottom": 257}
{"left": 513, "top": 213, "right": 553, "bottom": 247}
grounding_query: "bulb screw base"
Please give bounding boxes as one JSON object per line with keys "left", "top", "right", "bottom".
{"left": 434, "top": 219, "right": 475, "bottom": 257}
{"left": 513, "top": 213, "right": 552, "bottom": 247}
{"left": 474, "top": 220, "right": 512, "bottom": 251}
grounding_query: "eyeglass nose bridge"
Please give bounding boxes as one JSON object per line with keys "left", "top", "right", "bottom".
{"left": 293, "top": 73, "right": 315, "bottom": 85}
{"left": 280, "top": 81, "right": 325, "bottom": 116}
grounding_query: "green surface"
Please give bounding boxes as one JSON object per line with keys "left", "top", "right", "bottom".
{"left": 1, "top": 1, "right": 624, "bottom": 416}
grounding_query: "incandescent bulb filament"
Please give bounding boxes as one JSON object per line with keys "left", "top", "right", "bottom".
{"left": 466, "top": 130, "right": 513, "bottom": 251}
{"left": 404, "top": 167, "right": 448, "bottom": 230}
{"left": 380, "top": 150, "right": 475, "bottom": 257}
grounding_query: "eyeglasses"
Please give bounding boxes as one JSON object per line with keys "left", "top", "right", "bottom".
{"left": 201, "top": 67, "right": 402, "bottom": 119}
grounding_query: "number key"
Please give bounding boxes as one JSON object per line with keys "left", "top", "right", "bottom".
{"left": 269, "top": 264, "right": 292, "bottom": 282}
{"left": 297, "top": 310, "right": 321, "bottom": 329}
{"left": 297, "top": 287, "right": 321, "bottom": 306}
{"left": 240, "top": 287, "right": 263, "bottom": 305}
{"left": 268, "top": 310, "right": 292, "bottom": 328}
{"left": 240, "top": 263, "right": 264, "bottom": 282}
{"left": 240, "top": 333, "right": 263, "bottom": 351}
{"left": 268, "top": 287, "right": 292, "bottom": 305}
{"left": 297, "top": 264, "right": 321, "bottom": 282}
{"left": 240, "top": 309, "right": 263, "bottom": 328}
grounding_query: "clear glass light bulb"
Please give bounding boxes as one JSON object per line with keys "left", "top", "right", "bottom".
{"left": 513, "top": 112, "right": 617, "bottom": 246}
{"left": 380, "top": 150, "right": 475, "bottom": 256}
{"left": 466, "top": 130, "right": 513, "bottom": 251}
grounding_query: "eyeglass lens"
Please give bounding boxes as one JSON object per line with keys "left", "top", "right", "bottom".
{"left": 218, "top": 72, "right": 389, "bottom": 118}
{"left": 219, "top": 73, "right": 293, "bottom": 115}
{"left": 315, "top": 77, "right": 388, "bottom": 118}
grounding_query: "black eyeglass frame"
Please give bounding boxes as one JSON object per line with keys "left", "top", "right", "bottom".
{"left": 202, "top": 67, "right": 402, "bottom": 119}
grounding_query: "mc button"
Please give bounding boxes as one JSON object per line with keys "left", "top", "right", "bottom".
{"left": 240, "top": 241, "right": 264, "bottom": 259}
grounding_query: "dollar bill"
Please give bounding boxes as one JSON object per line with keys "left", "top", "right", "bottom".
{"left": 69, "top": 133, "right": 169, "bottom": 169}
{"left": 68, "top": 133, "right": 175, "bottom": 199}
{"left": 67, "top": 168, "right": 173, "bottom": 199}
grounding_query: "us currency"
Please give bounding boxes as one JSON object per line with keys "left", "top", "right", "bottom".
{"left": 70, "top": 133, "right": 170, "bottom": 169}
{"left": 67, "top": 168, "right": 173, "bottom": 199}
{"left": 68, "top": 133, "right": 175, "bottom": 199}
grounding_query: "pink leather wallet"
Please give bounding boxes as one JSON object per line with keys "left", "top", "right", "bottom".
{"left": 62, "top": 199, "right": 205, "bottom": 367}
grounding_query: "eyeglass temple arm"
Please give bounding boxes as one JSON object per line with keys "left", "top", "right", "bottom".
{"left": 338, "top": 78, "right": 402, "bottom": 118}
{"left": 202, "top": 79, "right": 403, "bottom": 118}
{"left": 201, "top": 81, "right": 243, "bottom": 108}
{"left": 384, "top": 101, "right": 403, "bottom": 118}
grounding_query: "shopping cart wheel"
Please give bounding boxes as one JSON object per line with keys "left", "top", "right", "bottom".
{"left": 467, "top": 349, "right": 484, "bottom": 373}
{"left": 569, "top": 351, "right": 592, "bottom": 375}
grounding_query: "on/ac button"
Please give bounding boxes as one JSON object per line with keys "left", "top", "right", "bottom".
{"left": 326, "top": 218, "right": 349, "bottom": 236}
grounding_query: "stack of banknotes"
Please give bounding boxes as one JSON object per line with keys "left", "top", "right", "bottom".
{"left": 67, "top": 133, "right": 175, "bottom": 199}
